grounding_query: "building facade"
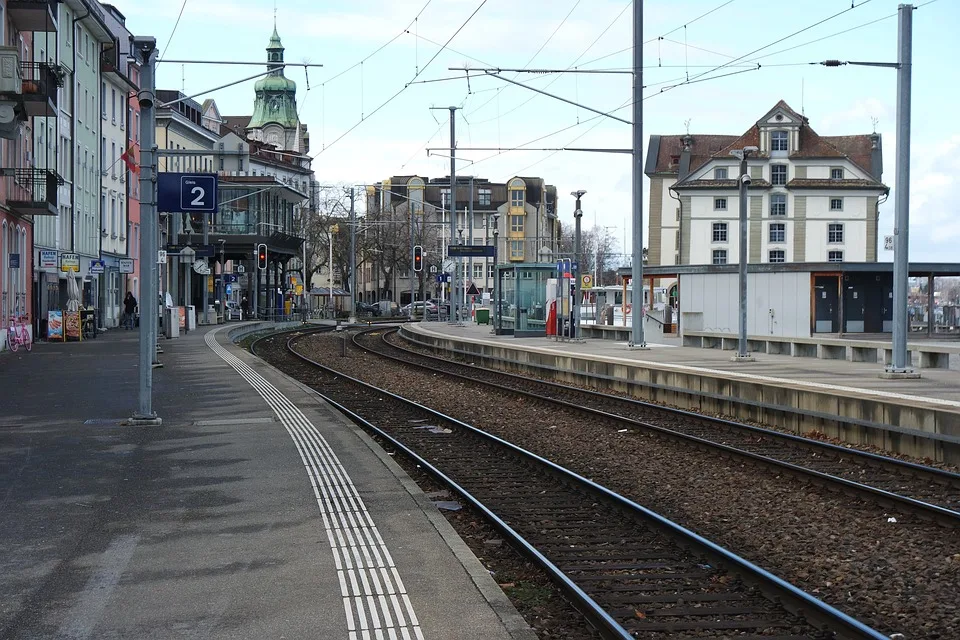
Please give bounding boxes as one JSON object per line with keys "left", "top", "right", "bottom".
{"left": 362, "top": 175, "right": 558, "bottom": 305}
{"left": 98, "top": 4, "right": 136, "bottom": 327}
{"left": 0, "top": 0, "right": 49, "bottom": 346}
{"left": 645, "top": 101, "right": 888, "bottom": 281}
{"left": 31, "top": 0, "right": 112, "bottom": 332}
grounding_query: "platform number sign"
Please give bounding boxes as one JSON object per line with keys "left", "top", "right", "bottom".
{"left": 158, "top": 173, "right": 218, "bottom": 213}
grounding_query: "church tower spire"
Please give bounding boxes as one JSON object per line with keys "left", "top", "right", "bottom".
{"left": 248, "top": 26, "right": 300, "bottom": 150}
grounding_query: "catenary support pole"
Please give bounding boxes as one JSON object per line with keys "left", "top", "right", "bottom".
{"left": 348, "top": 187, "right": 356, "bottom": 323}
{"left": 889, "top": 3, "right": 914, "bottom": 373}
{"left": 131, "top": 36, "right": 160, "bottom": 425}
{"left": 630, "top": 0, "right": 645, "bottom": 348}
{"left": 449, "top": 106, "right": 460, "bottom": 325}
{"left": 738, "top": 152, "right": 748, "bottom": 357}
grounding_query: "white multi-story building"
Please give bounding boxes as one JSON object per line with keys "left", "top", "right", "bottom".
{"left": 98, "top": 4, "right": 136, "bottom": 328}
{"left": 645, "top": 101, "right": 888, "bottom": 280}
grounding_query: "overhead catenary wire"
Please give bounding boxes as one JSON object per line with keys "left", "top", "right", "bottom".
{"left": 654, "top": 0, "right": 878, "bottom": 98}
{"left": 159, "top": 0, "right": 190, "bottom": 60}
{"left": 312, "top": 0, "right": 489, "bottom": 159}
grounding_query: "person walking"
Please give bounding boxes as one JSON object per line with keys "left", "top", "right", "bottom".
{"left": 240, "top": 297, "right": 249, "bottom": 321}
{"left": 123, "top": 292, "right": 138, "bottom": 330}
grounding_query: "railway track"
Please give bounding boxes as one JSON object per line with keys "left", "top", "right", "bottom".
{"left": 361, "top": 327, "right": 960, "bottom": 527}
{"left": 252, "top": 327, "right": 887, "bottom": 639}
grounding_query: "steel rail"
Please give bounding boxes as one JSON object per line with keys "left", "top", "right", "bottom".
{"left": 362, "top": 328, "right": 960, "bottom": 527}
{"left": 274, "top": 329, "right": 888, "bottom": 639}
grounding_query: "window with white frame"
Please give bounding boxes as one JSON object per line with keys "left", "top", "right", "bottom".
{"left": 828, "top": 223, "right": 844, "bottom": 243}
{"left": 770, "top": 193, "right": 786, "bottom": 216}
{"left": 771, "top": 164, "right": 787, "bottom": 186}
{"left": 712, "top": 249, "right": 727, "bottom": 265}
{"left": 487, "top": 264, "right": 494, "bottom": 278}
{"left": 830, "top": 197, "right": 843, "bottom": 211}
{"left": 769, "top": 249, "right": 785, "bottom": 263}
{"left": 714, "top": 167, "right": 728, "bottom": 180}
{"left": 714, "top": 197, "right": 727, "bottom": 210}
{"left": 771, "top": 131, "right": 788, "bottom": 151}
{"left": 828, "top": 250, "right": 843, "bottom": 262}
{"left": 440, "top": 188, "right": 450, "bottom": 207}
{"left": 712, "top": 222, "right": 728, "bottom": 243}
{"left": 769, "top": 222, "right": 785, "bottom": 243}
{"left": 831, "top": 168, "right": 844, "bottom": 180}
{"left": 473, "top": 263, "right": 484, "bottom": 280}
{"left": 478, "top": 188, "right": 491, "bottom": 206}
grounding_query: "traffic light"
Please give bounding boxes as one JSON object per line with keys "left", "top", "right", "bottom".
{"left": 257, "top": 243, "right": 268, "bottom": 270}
{"left": 413, "top": 245, "right": 423, "bottom": 272}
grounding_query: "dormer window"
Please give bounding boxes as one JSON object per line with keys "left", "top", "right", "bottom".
{"left": 714, "top": 168, "right": 728, "bottom": 180}
{"left": 831, "top": 168, "right": 844, "bottom": 180}
{"left": 771, "top": 131, "right": 788, "bottom": 152}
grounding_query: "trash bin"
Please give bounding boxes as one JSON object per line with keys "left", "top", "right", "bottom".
{"left": 476, "top": 308, "right": 490, "bottom": 325}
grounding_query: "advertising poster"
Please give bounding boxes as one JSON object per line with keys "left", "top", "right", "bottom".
{"left": 64, "top": 311, "right": 81, "bottom": 340}
{"left": 47, "top": 310, "right": 64, "bottom": 341}
{"left": 178, "top": 307, "right": 186, "bottom": 329}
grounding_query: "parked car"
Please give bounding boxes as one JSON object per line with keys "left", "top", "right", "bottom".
{"left": 356, "top": 301, "right": 381, "bottom": 316}
{"left": 400, "top": 301, "right": 438, "bottom": 317}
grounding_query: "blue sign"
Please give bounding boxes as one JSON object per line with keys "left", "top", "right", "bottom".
{"left": 89, "top": 259, "right": 105, "bottom": 274}
{"left": 158, "top": 173, "right": 218, "bottom": 213}
{"left": 226, "top": 285, "right": 233, "bottom": 295}
{"left": 224, "top": 274, "right": 238, "bottom": 284}
{"left": 435, "top": 273, "right": 450, "bottom": 283}
{"left": 9, "top": 253, "right": 20, "bottom": 268}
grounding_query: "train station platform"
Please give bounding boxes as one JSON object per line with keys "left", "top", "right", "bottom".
{"left": 0, "top": 324, "right": 535, "bottom": 640}
{"left": 400, "top": 320, "right": 960, "bottom": 464}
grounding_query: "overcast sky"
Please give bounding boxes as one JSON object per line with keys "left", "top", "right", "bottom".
{"left": 107, "top": 0, "right": 957, "bottom": 262}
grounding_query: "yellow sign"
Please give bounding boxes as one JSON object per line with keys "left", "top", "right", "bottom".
{"left": 581, "top": 274, "right": 593, "bottom": 289}
{"left": 295, "top": 284, "right": 303, "bottom": 295}
{"left": 330, "top": 224, "right": 339, "bottom": 233}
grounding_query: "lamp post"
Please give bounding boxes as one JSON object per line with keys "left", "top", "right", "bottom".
{"left": 730, "top": 146, "right": 758, "bottom": 361}
{"left": 571, "top": 190, "right": 586, "bottom": 341}
{"left": 492, "top": 213, "right": 500, "bottom": 334}
{"left": 820, "top": 4, "right": 917, "bottom": 378}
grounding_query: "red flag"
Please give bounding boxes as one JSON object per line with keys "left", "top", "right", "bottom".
{"left": 120, "top": 143, "right": 140, "bottom": 175}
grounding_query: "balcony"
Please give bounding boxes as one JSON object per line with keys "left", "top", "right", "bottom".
{"left": 21, "top": 62, "right": 62, "bottom": 117}
{"left": 8, "top": 0, "right": 58, "bottom": 32}
{"left": 3, "top": 167, "right": 63, "bottom": 216}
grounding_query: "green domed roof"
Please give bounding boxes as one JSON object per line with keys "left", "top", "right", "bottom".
{"left": 254, "top": 73, "right": 296, "bottom": 92}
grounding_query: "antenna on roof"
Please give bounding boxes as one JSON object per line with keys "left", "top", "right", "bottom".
{"left": 684, "top": 119, "right": 691, "bottom": 135}
{"left": 801, "top": 78, "right": 805, "bottom": 119}
{"left": 871, "top": 116, "right": 879, "bottom": 133}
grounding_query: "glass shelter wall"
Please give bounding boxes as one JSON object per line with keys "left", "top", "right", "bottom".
{"left": 494, "top": 264, "right": 555, "bottom": 337}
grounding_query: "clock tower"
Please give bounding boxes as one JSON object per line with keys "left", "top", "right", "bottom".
{"left": 247, "top": 26, "right": 306, "bottom": 152}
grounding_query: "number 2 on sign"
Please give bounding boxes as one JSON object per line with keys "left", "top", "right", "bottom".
{"left": 191, "top": 186, "right": 205, "bottom": 206}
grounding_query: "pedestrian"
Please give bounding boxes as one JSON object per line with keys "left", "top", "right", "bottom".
{"left": 123, "top": 291, "right": 138, "bottom": 330}
{"left": 240, "top": 296, "right": 249, "bottom": 320}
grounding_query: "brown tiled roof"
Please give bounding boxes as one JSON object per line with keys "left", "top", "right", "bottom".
{"left": 221, "top": 115, "right": 251, "bottom": 135}
{"left": 673, "top": 179, "right": 772, "bottom": 190}
{"left": 713, "top": 126, "right": 763, "bottom": 159}
{"left": 787, "top": 178, "right": 887, "bottom": 190}
{"left": 650, "top": 134, "right": 739, "bottom": 174}
{"left": 820, "top": 135, "right": 876, "bottom": 176}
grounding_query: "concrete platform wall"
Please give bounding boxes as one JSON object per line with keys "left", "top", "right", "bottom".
{"left": 400, "top": 328, "right": 960, "bottom": 464}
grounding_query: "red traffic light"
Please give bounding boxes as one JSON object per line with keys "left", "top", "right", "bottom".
{"left": 413, "top": 245, "right": 423, "bottom": 272}
{"left": 257, "top": 243, "right": 268, "bottom": 270}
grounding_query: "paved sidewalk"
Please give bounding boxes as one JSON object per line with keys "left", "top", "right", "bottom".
{"left": 0, "top": 325, "right": 534, "bottom": 640}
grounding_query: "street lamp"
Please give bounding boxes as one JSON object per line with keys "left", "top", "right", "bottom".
{"left": 458, "top": 227, "right": 465, "bottom": 321}
{"left": 571, "top": 190, "right": 586, "bottom": 341}
{"left": 820, "top": 3, "right": 917, "bottom": 378}
{"left": 730, "top": 146, "right": 758, "bottom": 361}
